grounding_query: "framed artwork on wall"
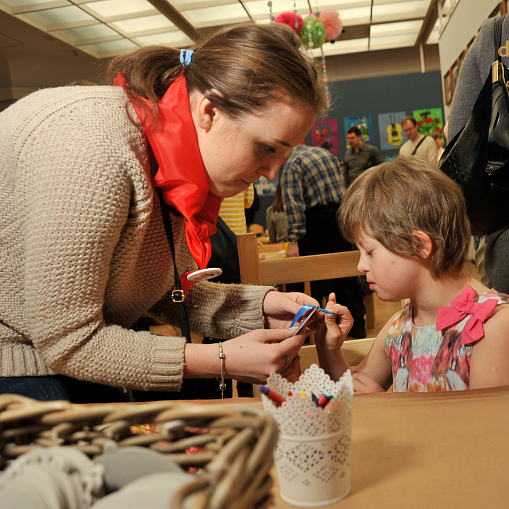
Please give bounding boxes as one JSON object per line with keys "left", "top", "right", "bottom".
{"left": 343, "top": 115, "right": 374, "bottom": 149}
{"left": 451, "top": 60, "right": 459, "bottom": 91}
{"left": 377, "top": 111, "right": 406, "bottom": 150}
{"left": 310, "top": 118, "right": 340, "bottom": 154}
{"left": 413, "top": 108, "right": 443, "bottom": 138}
{"left": 444, "top": 70, "right": 453, "bottom": 106}
{"left": 459, "top": 48, "right": 467, "bottom": 68}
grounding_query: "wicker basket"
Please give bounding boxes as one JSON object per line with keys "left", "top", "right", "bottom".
{"left": 0, "top": 394, "right": 277, "bottom": 509}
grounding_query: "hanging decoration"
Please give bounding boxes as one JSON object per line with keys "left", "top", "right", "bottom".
{"left": 274, "top": 6, "right": 342, "bottom": 110}
{"left": 319, "top": 8, "right": 343, "bottom": 42}
{"left": 275, "top": 11, "right": 303, "bottom": 33}
{"left": 274, "top": 9, "right": 342, "bottom": 46}
{"left": 300, "top": 15, "right": 326, "bottom": 49}
{"left": 321, "top": 48, "right": 331, "bottom": 108}
{"left": 268, "top": 1, "right": 274, "bottom": 22}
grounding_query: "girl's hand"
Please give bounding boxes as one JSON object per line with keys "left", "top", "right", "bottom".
{"left": 352, "top": 372, "right": 385, "bottom": 393}
{"left": 315, "top": 293, "right": 353, "bottom": 352}
{"left": 222, "top": 327, "right": 307, "bottom": 384}
{"left": 263, "top": 291, "right": 320, "bottom": 330}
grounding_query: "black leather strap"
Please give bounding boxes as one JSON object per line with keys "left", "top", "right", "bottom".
{"left": 157, "top": 186, "right": 192, "bottom": 343}
{"left": 411, "top": 135, "right": 427, "bottom": 155}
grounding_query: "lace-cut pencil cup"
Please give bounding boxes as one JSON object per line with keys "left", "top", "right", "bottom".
{"left": 261, "top": 365, "right": 353, "bottom": 507}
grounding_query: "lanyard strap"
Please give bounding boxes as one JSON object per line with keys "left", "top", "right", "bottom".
{"left": 157, "top": 186, "right": 192, "bottom": 343}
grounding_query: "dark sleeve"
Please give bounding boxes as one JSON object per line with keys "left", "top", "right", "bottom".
{"left": 343, "top": 156, "right": 350, "bottom": 187}
{"left": 447, "top": 17, "right": 509, "bottom": 141}
{"left": 372, "top": 147, "right": 384, "bottom": 166}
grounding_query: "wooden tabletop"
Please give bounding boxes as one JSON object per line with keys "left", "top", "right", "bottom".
{"left": 188, "top": 388, "right": 509, "bottom": 508}
{"left": 270, "top": 387, "right": 509, "bottom": 508}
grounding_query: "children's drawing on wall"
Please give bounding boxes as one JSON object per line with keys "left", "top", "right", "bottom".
{"left": 343, "top": 115, "right": 373, "bottom": 149}
{"left": 377, "top": 111, "right": 405, "bottom": 150}
{"left": 255, "top": 176, "right": 278, "bottom": 196}
{"left": 413, "top": 108, "right": 444, "bottom": 138}
{"left": 310, "top": 118, "right": 340, "bottom": 155}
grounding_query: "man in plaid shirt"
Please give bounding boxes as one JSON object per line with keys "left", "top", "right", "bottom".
{"left": 280, "top": 144, "right": 366, "bottom": 338}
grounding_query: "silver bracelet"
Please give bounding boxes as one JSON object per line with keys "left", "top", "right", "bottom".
{"left": 218, "top": 342, "right": 226, "bottom": 399}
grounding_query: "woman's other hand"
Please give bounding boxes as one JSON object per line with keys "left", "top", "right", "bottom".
{"left": 263, "top": 290, "right": 320, "bottom": 329}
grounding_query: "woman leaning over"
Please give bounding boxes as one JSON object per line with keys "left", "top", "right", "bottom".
{"left": 0, "top": 23, "right": 324, "bottom": 402}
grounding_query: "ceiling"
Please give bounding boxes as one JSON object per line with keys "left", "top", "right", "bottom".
{"left": 0, "top": 0, "right": 453, "bottom": 60}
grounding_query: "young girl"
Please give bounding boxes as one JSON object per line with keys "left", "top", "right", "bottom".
{"left": 315, "top": 157, "right": 509, "bottom": 392}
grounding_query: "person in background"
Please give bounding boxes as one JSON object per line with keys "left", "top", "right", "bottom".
{"left": 266, "top": 181, "right": 289, "bottom": 243}
{"left": 316, "top": 157, "right": 509, "bottom": 393}
{"left": 448, "top": 16, "right": 509, "bottom": 294}
{"left": 219, "top": 184, "right": 254, "bottom": 235}
{"left": 280, "top": 144, "right": 367, "bottom": 338}
{"left": 399, "top": 116, "right": 438, "bottom": 163}
{"left": 245, "top": 185, "right": 260, "bottom": 231}
{"left": 343, "top": 126, "right": 384, "bottom": 187}
{"left": 0, "top": 23, "right": 323, "bottom": 403}
{"left": 430, "top": 130, "right": 445, "bottom": 162}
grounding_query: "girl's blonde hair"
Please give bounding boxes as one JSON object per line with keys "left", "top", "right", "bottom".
{"left": 338, "top": 156, "right": 471, "bottom": 277}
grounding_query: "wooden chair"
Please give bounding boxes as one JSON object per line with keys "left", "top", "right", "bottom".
{"left": 237, "top": 233, "right": 375, "bottom": 334}
{"left": 247, "top": 223, "right": 265, "bottom": 236}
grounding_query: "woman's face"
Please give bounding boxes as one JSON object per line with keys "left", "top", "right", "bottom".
{"left": 191, "top": 93, "right": 315, "bottom": 197}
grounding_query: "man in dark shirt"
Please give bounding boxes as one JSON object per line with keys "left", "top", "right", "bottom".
{"left": 343, "top": 126, "right": 384, "bottom": 187}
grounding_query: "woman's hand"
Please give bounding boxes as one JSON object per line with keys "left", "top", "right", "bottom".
{"left": 314, "top": 293, "right": 353, "bottom": 353}
{"left": 263, "top": 291, "right": 320, "bottom": 329}
{"left": 222, "top": 327, "right": 307, "bottom": 384}
{"left": 352, "top": 372, "right": 385, "bottom": 393}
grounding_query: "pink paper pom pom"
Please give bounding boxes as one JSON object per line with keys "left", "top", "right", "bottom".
{"left": 319, "top": 8, "right": 342, "bottom": 42}
{"left": 275, "top": 11, "right": 303, "bottom": 33}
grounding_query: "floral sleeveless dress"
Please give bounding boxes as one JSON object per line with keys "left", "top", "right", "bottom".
{"left": 385, "top": 288, "right": 509, "bottom": 392}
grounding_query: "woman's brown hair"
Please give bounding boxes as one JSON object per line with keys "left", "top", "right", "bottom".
{"left": 108, "top": 23, "right": 325, "bottom": 125}
{"left": 269, "top": 181, "right": 285, "bottom": 213}
{"left": 338, "top": 156, "right": 471, "bottom": 277}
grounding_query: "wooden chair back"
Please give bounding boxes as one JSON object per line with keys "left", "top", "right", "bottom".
{"left": 247, "top": 223, "right": 265, "bottom": 236}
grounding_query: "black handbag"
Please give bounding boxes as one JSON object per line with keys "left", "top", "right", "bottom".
{"left": 439, "top": 15, "right": 509, "bottom": 236}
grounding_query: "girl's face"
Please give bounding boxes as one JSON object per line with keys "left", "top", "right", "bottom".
{"left": 356, "top": 234, "right": 426, "bottom": 302}
{"left": 191, "top": 94, "right": 315, "bottom": 197}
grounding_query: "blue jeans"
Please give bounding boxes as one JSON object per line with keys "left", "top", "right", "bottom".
{"left": 0, "top": 375, "right": 133, "bottom": 403}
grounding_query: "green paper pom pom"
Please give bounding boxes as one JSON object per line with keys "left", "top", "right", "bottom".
{"left": 300, "top": 16, "right": 326, "bottom": 49}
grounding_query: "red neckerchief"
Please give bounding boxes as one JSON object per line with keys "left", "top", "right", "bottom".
{"left": 115, "top": 75, "right": 221, "bottom": 294}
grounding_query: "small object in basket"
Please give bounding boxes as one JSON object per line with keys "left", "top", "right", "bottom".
{"left": 311, "top": 392, "right": 319, "bottom": 406}
{"left": 258, "top": 384, "right": 286, "bottom": 407}
{"left": 94, "top": 446, "right": 183, "bottom": 493}
{"left": 91, "top": 472, "right": 196, "bottom": 509}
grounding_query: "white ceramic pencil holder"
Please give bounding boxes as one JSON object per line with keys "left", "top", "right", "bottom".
{"left": 261, "top": 364, "right": 353, "bottom": 507}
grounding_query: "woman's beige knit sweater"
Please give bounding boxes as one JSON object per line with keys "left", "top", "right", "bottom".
{"left": 0, "top": 86, "right": 271, "bottom": 392}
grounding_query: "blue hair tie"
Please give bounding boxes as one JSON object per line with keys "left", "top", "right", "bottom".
{"left": 180, "top": 49, "right": 194, "bottom": 67}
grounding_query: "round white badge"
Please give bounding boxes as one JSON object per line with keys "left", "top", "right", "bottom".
{"left": 186, "top": 268, "right": 223, "bottom": 282}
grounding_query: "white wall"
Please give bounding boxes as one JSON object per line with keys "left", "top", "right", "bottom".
{"left": 439, "top": 0, "right": 500, "bottom": 116}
